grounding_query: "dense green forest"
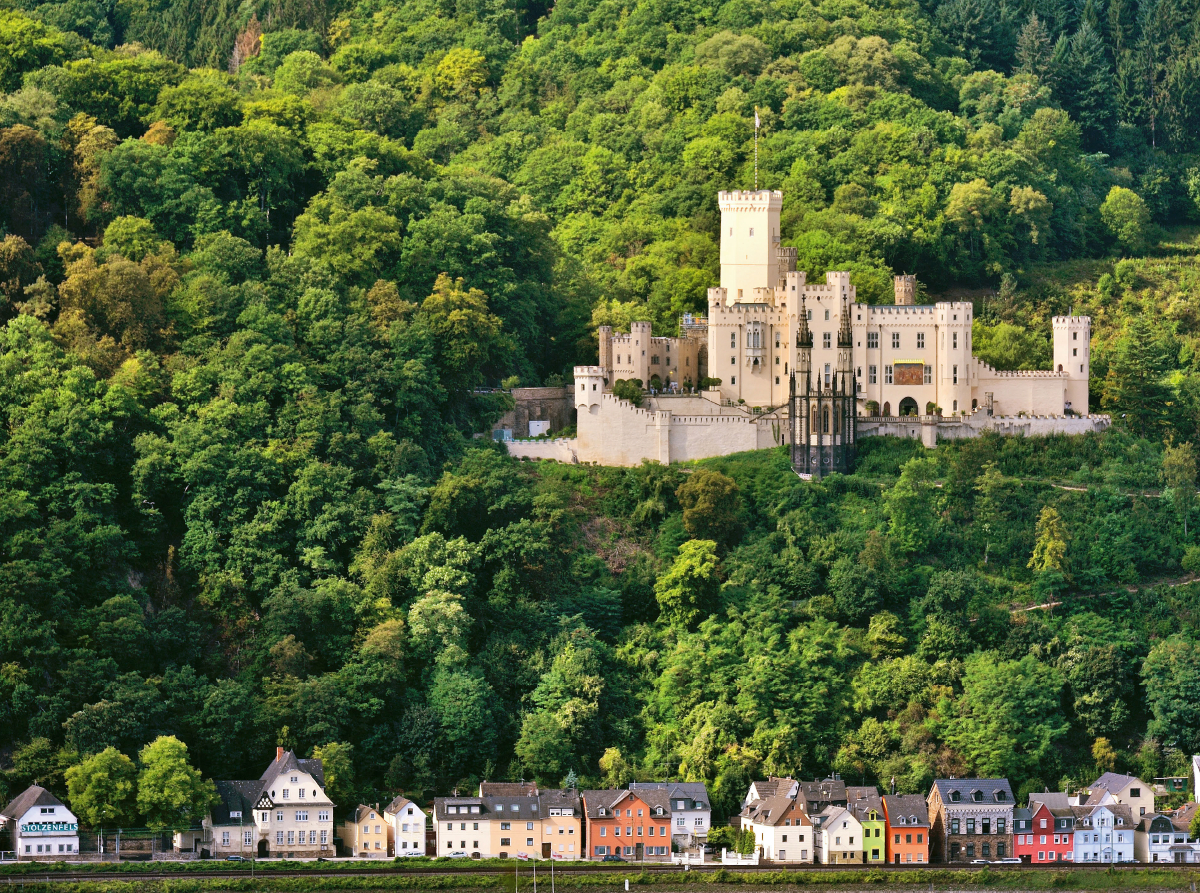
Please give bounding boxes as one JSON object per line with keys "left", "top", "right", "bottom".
{"left": 2, "top": 0, "right": 1200, "bottom": 828}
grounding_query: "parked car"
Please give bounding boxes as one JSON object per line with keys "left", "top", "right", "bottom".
{"left": 992, "top": 858, "right": 1022, "bottom": 864}
{"left": 445, "top": 851, "right": 468, "bottom": 858}
{"left": 602, "top": 854, "right": 626, "bottom": 862}
{"left": 225, "top": 856, "right": 250, "bottom": 862}
{"left": 970, "top": 859, "right": 990, "bottom": 864}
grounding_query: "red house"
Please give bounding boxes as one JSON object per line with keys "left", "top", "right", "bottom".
{"left": 582, "top": 789, "right": 672, "bottom": 861}
{"left": 1014, "top": 798, "right": 1074, "bottom": 863}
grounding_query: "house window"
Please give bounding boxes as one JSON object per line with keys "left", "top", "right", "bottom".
{"left": 966, "top": 819, "right": 975, "bottom": 834}
{"left": 867, "top": 332, "right": 879, "bottom": 349}
{"left": 300, "top": 789, "right": 306, "bottom": 799}
{"left": 287, "top": 831, "right": 295, "bottom": 845}
{"left": 997, "top": 819, "right": 1006, "bottom": 834}
{"left": 950, "top": 819, "right": 959, "bottom": 834}
{"left": 276, "top": 832, "right": 284, "bottom": 844}
{"left": 982, "top": 819, "right": 990, "bottom": 834}
{"left": 501, "top": 838, "right": 511, "bottom": 846}
{"left": 884, "top": 365, "right": 893, "bottom": 384}
{"left": 869, "top": 365, "right": 877, "bottom": 384}
{"left": 283, "top": 790, "right": 289, "bottom": 799}
{"left": 891, "top": 332, "right": 900, "bottom": 349}
{"left": 222, "top": 832, "right": 230, "bottom": 846}
{"left": 917, "top": 332, "right": 925, "bottom": 349}
{"left": 244, "top": 831, "right": 253, "bottom": 846}
{"left": 501, "top": 823, "right": 510, "bottom": 830}
{"left": 319, "top": 811, "right": 329, "bottom": 822}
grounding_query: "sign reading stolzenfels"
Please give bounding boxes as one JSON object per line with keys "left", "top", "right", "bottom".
{"left": 20, "top": 822, "right": 79, "bottom": 832}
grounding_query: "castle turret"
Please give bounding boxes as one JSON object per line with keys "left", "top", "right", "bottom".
{"left": 598, "top": 325, "right": 613, "bottom": 383}
{"left": 1053, "top": 315, "right": 1091, "bottom": 414}
{"left": 894, "top": 275, "right": 916, "bottom": 306}
{"left": 718, "top": 190, "right": 782, "bottom": 302}
{"left": 574, "top": 366, "right": 604, "bottom": 411}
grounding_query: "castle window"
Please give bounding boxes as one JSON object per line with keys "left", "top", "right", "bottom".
{"left": 651, "top": 355, "right": 659, "bottom": 365}
{"left": 884, "top": 365, "right": 893, "bottom": 384}
{"left": 1073, "top": 348, "right": 1077, "bottom": 356}
{"left": 775, "top": 356, "right": 779, "bottom": 364}
{"left": 807, "top": 310, "right": 812, "bottom": 320}
{"left": 731, "top": 376, "right": 736, "bottom": 384}
{"left": 824, "top": 309, "right": 830, "bottom": 321}
{"left": 731, "top": 333, "right": 736, "bottom": 349}
{"left": 775, "top": 376, "right": 780, "bottom": 385}
{"left": 953, "top": 400, "right": 958, "bottom": 412}
{"left": 952, "top": 333, "right": 958, "bottom": 349}
{"left": 822, "top": 407, "right": 830, "bottom": 433}
{"left": 867, "top": 332, "right": 878, "bottom": 349}
{"left": 892, "top": 332, "right": 900, "bottom": 349}
{"left": 666, "top": 355, "right": 670, "bottom": 364}
{"left": 749, "top": 228, "right": 754, "bottom": 236}
{"left": 1073, "top": 332, "right": 1077, "bottom": 340}
{"left": 823, "top": 333, "right": 831, "bottom": 349}
{"left": 824, "top": 364, "right": 831, "bottom": 387}
{"left": 924, "top": 365, "right": 932, "bottom": 384}
{"left": 869, "top": 365, "right": 877, "bottom": 384}
{"left": 953, "top": 364, "right": 958, "bottom": 384}
{"left": 917, "top": 332, "right": 925, "bottom": 349}
{"left": 731, "top": 357, "right": 735, "bottom": 365}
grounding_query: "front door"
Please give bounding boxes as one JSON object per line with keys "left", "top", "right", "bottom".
{"left": 894, "top": 854, "right": 900, "bottom": 864}
{"left": 257, "top": 839, "right": 268, "bottom": 858}
{"left": 542, "top": 842, "right": 551, "bottom": 859}
{"left": 635, "top": 843, "right": 643, "bottom": 860}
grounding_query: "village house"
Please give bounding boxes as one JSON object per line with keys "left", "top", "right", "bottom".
{"left": 384, "top": 795, "right": 426, "bottom": 856}
{"left": 741, "top": 778, "right": 797, "bottom": 810}
{"left": 1014, "top": 795, "right": 1074, "bottom": 863}
{"left": 198, "top": 748, "right": 334, "bottom": 859}
{"left": 812, "top": 804, "right": 865, "bottom": 864}
{"left": 1135, "top": 814, "right": 1186, "bottom": 864}
{"left": 927, "top": 779, "right": 1014, "bottom": 863}
{"left": 0, "top": 785, "right": 80, "bottom": 860}
{"left": 582, "top": 789, "right": 671, "bottom": 861}
{"left": 848, "top": 792, "right": 886, "bottom": 864}
{"left": 739, "top": 787, "right": 814, "bottom": 862}
{"left": 1071, "top": 798, "right": 1134, "bottom": 863}
{"left": 434, "top": 785, "right": 582, "bottom": 860}
{"left": 882, "top": 794, "right": 929, "bottom": 865}
{"left": 340, "top": 804, "right": 387, "bottom": 857}
{"left": 1080, "top": 773, "right": 1155, "bottom": 819}
{"left": 629, "top": 782, "right": 711, "bottom": 846}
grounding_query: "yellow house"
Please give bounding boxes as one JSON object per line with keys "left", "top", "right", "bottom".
{"left": 340, "top": 805, "right": 387, "bottom": 857}
{"left": 434, "top": 784, "right": 582, "bottom": 859}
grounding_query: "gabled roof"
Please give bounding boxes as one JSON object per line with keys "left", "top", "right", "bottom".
{"left": 1, "top": 785, "right": 66, "bottom": 821}
{"left": 1089, "top": 772, "right": 1145, "bottom": 794}
{"left": 581, "top": 789, "right": 670, "bottom": 819}
{"left": 1172, "top": 801, "right": 1198, "bottom": 832}
{"left": 1137, "top": 814, "right": 1175, "bottom": 833}
{"left": 350, "top": 804, "right": 382, "bottom": 824}
{"left": 931, "top": 778, "right": 1014, "bottom": 806}
{"left": 1029, "top": 792, "right": 1071, "bottom": 810}
{"left": 743, "top": 791, "right": 808, "bottom": 828}
{"left": 882, "top": 795, "right": 928, "bottom": 827}
{"left": 384, "top": 795, "right": 422, "bottom": 817}
{"left": 260, "top": 749, "right": 326, "bottom": 789}
{"left": 629, "top": 782, "right": 711, "bottom": 809}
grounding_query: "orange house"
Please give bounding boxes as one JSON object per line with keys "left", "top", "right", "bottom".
{"left": 582, "top": 789, "right": 672, "bottom": 861}
{"left": 883, "top": 794, "right": 929, "bottom": 865}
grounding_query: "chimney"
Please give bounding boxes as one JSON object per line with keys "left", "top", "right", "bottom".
{"left": 277, "top": 746, "right": 285, "bottom": 761}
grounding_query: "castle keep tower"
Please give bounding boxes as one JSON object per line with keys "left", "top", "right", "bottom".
{"left": 894, "top": 275, "right": 916, "bottom": 305}
{"left": 718, "top": 190, "right": 783, "bottom": 303}
{"left": 1053, "top": 315, "right": 1091, "bottom": 414}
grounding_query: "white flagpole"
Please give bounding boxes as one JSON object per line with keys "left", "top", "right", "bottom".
{"left": 754, "top": 107, "right": 759, "bottom": 190}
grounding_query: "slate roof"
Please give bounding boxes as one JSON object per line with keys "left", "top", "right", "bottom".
{"left": 581, "top": 789, "right": 671, "bottom": 819}
{"left": 1088, "top": 773, "right": 1143, "bottom": 794}
{"left": 846, "top": 785, "right": 880, "bottom": 802}
{"left": 629, "top": 782, "right": 711, "bottom": 809}
{"left": 1172, "top": 801, "right": 1198, "bottom": 832}
{"left": 433, "top": 796, "right": 486, "bottom": 821}
{"left": 211, "top": 780, "right": 263, "bottom": 826}
{"left": 480, "top": 782, "right": 538, "bottom": 797}
{"left": 882, "top": 794, "right": 928, "bottom": 827}
{"left": 931, "top": 778, "right": 1015, "bottom": 806}
{"left": 0, "top": 785, "right": 66, "bottom": 822}
{"left": 539, "top": 789, "right": 582, "bottom": 814}
{"left": 260, "top": 749, "right": 326, "bottom": 789}
{"left": 1029, "top": 792, "right": 1071, "bottom": 810}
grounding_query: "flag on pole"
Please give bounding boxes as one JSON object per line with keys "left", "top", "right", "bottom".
{"left": 755, "top": 109, "right": 760, "bottom": 129}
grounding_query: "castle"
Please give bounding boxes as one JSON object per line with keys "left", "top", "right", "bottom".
{"left": 509, "top": 189, "right": 1108, "bottom": 472}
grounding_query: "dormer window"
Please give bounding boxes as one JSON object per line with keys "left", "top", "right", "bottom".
{"left": 995, "top": 791, "right": 1007, "bottom": 802}
{"left": 599, "top": 808, "right": 606, "bottom": 816}
{"left": 909, "top": 815, "right": 917, "bottom": 824}
{"left": 949, "top": 792, "right": 961, "bottom": 802}
{"left": 972, "top": 791, "right": 983, "bottom": 802}
{"left": 897, "top": 816, "right": 905, "bottom": 825}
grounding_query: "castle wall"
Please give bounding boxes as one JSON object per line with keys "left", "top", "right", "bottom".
{"left": 491, "top": 387, "right": 576, "bottom": 439}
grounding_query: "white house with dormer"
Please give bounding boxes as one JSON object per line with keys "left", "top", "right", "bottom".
{"left": 0, "top": 786, "right": 79, "bottom": 860}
